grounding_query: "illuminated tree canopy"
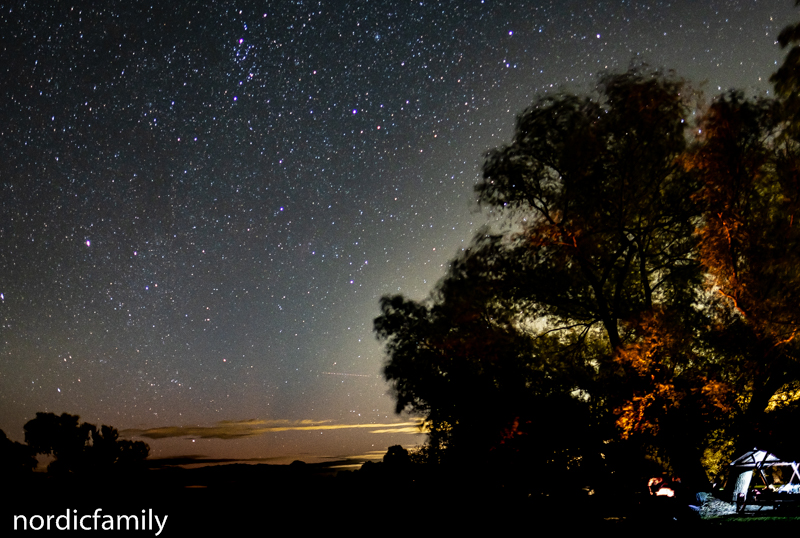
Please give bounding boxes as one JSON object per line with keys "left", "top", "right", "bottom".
{"left": 375, "top": 17, "right": 800, "bottom": 485}
{"left": 690, "top": 92, "right": 800, "bottom": 452}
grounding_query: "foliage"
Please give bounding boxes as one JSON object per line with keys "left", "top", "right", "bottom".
{"left": 376, "top": 69, "right": 726, "bottom": 481}
{"left": 23, "top": 412, "right": 150, "bottom": 473}
{"left": 383, "top": 445, "right": 411, "bottom": 467}
{"left": 771, "top": 1, "right": 800, "bottom": 136}
{"left": 376, "top": 11, "right": 800, "bottom": 482}
{"left": 613, "top": 310, "right": 733, "bottom": 440}
{"left": 689, "top": 91, "right": 800, "bottom": 447}
{"left": 477, "top": 70, "right": 701, "bottom": 349}
{"left": 0, "top": 429, "right": 37, "bottom": 474}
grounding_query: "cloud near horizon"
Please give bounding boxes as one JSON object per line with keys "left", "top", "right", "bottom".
{"left": 122, "top": 418, "right": 425, "bottom": 440}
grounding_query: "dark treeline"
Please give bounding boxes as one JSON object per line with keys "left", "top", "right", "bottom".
{"left": 0, "top": 412, "right": 149, "bottom": 475}
{"left": 3, "top": 443, "right": 559, "bottom": 533}
{"left": 374, "top": 8, "right": 800, "bottom": 497}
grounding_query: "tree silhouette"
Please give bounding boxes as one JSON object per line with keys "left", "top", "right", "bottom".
{"left": 477, "top": 70, "right": 701, "bottom": 352}
{"left": 376, "top": 69, "right": 732, "bottom": 485}
{"left": 690, "top": 91, "right": 800, "bottom": 451}
{"left": 771, "top": 0, "right": 800, "bottom": 137}
{"left": 375, "top": 65, "right": 800, "bottom": 489}
{"left": 475, "top": 72, "right": 720, "bottom": 476}
{"left": 0, "top": 429, "right": 37, "bottom": 474}
{"left": 376, "top": 11, "right": 800, "bottom": 487}
{"left": 23, "top": 412, "right": 149, "bottom": 473}
{"left": 383, "top": 445, "right": 411, "bottom": 467}
{"left": 24, "top": 412, "right": 95, "bottom": 473}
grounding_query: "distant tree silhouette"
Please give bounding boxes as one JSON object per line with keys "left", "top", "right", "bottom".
{"left": 383, "top": 445, "right": 411, "bottom": 467}
{"left": 115, "top": 436, "right": 150, "bottom": 468}
{"left": 23, "top": 412, "right": 149, "bottom": 473}
{"left": 90, "top": 424, "right": 121, "bottom": 468}
{"left": 24, "top": 412, "right": 94, "bottom": 473}
{"left": 0, "top": 429, "right": 37, "bottom": 474}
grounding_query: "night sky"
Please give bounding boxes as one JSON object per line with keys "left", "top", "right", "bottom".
{"left": 1, "top": 0, "right": 797, "bottom": 466}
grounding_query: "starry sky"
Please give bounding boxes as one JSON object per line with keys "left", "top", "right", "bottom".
{"left": 1, "top": 0, "right": 798, "bottom": 466}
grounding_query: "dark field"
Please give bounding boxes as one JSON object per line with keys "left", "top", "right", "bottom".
{"left": 6, "top": 463, "right": 800, "bottom": 535}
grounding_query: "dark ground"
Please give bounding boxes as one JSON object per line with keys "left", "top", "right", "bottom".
{"left": 5, "top": 464, "right": 800, "bottom": 535}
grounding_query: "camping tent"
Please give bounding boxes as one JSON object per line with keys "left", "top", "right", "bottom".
{"left": 728, "top": 448, "right": 800, "bottom": 509}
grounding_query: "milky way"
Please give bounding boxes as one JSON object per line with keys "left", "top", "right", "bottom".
{"left": 1, "top": 0, "right": 797, "bottom": 464}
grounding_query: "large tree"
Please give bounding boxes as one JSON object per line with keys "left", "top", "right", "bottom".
{"left": 690, "top": 93, "right": 800, "bottom": 452}
{"left": 377, "top": 13, "right": 800, "bottom": 480}
{"left": 376, "top": 70, "right": 736, "bottom": 486}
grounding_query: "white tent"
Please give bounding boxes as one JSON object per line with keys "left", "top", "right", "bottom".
{"left": 728, "top": 448, "right": 800, "bottom": 508}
